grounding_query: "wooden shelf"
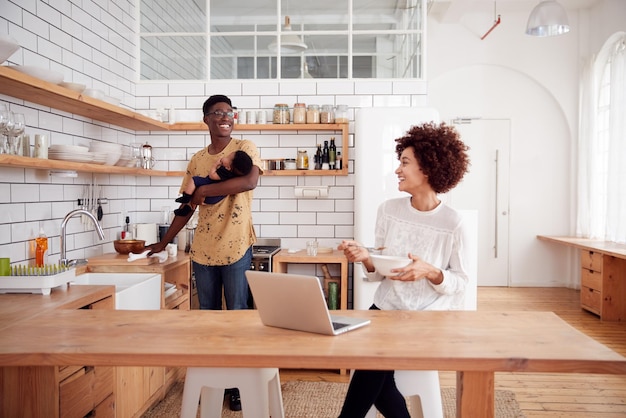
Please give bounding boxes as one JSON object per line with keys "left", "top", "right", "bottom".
{"left": 0, "top": 154, "right": 183, "bottom": 176}
{"left": 0, "top": 66, "right": 169, "bottom": 131}
{"left": 174, "top": 122, "right": 349, "bottom": 176}
{"left": 0, "top": 66, "right": 349, "bottom": 176}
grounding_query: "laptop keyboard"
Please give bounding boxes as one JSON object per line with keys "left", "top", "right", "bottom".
{"left": 332, "top": 321, "right": 348, "bottom": 330}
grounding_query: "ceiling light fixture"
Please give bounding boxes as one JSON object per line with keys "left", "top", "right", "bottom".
{"left": 525, "top": 0, "right": 570, "bottom": 37}
{"left": 269, "top": 16, "right": 308, "bottom": 54}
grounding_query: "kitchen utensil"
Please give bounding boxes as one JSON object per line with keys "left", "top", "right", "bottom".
{"left": 113, "top": 239, "right": 146, "bottom": 254}
{"left": 141, "top": 142, "right": 157, "bottom": 169}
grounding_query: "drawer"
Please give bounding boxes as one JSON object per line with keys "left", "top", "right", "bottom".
{"left": 581, "top": 268, "right": 602, "bottom": 291}
{"left": 581, "top": 250, "right": 603, "bottom": 272}
{"left": 580, "top": 285, "right": 601, "bottom": 314}
{"left": 60, "top": 366, "right": 114, "bottom": 418}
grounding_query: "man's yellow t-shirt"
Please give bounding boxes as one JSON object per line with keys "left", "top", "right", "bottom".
{"left": 182, "top": 138, "right": 261, "bottom": 266}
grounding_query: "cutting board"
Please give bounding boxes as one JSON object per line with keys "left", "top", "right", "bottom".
{"left": 88, "top": 252, "right": 158, "bottom": 266}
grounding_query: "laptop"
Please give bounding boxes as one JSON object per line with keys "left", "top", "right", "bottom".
{"left": 245, "top": 270, "right": 371, "bottom": 336}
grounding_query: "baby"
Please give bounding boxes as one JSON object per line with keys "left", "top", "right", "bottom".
{"left": 174, "top": 150, "right": 253, "bottom": 216}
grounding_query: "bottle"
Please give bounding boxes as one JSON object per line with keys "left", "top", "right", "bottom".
{"left": 314, "top": 144, "right": 322, "bottom": 170}
{"left": 337, "top": 151, "right": 343, "bottom": 170}
{"left": 322, "top": 140, "right": 330, "bottom": 168}
{"left": 329, "top": 137, "right": 337, "bottom": 169}
{"left": 35, "top": 227, "right": 48, "bottom": 267}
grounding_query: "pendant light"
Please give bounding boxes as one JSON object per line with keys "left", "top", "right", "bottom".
{"left": 526, "top": 0, "right": 570, "bottom": 37}
{"left": 269, "top": 16, "right": 308, "bottom": 54}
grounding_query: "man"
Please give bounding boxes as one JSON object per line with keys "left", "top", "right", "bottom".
{"left": 148, "top": 94, "right": 262, "bottom": 410}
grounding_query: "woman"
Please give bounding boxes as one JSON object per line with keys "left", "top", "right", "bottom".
{"left": 337, "top": 122, "right": 471, "bottom": 418}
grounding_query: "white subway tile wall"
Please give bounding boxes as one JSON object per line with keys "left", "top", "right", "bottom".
{"left": 0, "top": 1, "right": 427, "bottom": 268}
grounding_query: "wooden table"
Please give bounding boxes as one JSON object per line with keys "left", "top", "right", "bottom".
{"left": 538, "top": 235, "right": 626, "bottom": 320}
{"left": 1, "top": 310, "right": 625, "bottom": 418}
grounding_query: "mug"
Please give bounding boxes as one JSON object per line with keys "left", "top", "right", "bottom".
{"left": 166, "top": 243, "right": 178, "bottom": 257}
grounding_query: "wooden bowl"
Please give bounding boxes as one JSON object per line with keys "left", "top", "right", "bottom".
{"left": 113, "top": 239, "right": 146, "bottom": 254}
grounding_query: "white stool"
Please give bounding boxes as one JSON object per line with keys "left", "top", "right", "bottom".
{"left": 355, "top": 370, "right": 443, "bottom": 418}
{"left": 180, "top": 367, "right": 285, "bottom": 418}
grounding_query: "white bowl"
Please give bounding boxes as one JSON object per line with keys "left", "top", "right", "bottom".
{"left": 58, "top": 81, "right": 86, "bottom": 93}
{"left": 0, "top": 35, "right": 20, "bottom": 63}
{"left": 9, "top": 65, "right": 64, "bottom": 84}
{"left": 102, "top": 95, "right": 121, "bottom": 106}
{"left": 370, "top": 255, "right": 411, "bottom": 277}
{"left": 83, "top": 88, "right": 105, "bottom": 100}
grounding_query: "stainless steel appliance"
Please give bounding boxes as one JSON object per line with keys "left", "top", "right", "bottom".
{"left": 251, "top": 238, "right": 281, "bottom": 272}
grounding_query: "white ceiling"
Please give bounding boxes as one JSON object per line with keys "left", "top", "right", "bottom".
{"left": 429, "top": 0, "right": 601, "bottom": 22}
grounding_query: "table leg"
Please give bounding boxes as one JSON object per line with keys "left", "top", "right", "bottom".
{"left": 456, "top": 370, "right": 495, "bottom": 418}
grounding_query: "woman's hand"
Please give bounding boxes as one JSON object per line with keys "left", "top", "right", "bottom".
{"left": 389, "top": 253, "right": 444, "bottom": 284}
{"left": 337, "top": 240, "right": 370, "bottom": 263}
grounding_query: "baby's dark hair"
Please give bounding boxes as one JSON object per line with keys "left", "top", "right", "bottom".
{"left": 231, "top": 150, "right": 253, "bottom": 176}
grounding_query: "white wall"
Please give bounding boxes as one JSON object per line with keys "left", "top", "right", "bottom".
{"left": 1, "top": 0, "right": 624, "bottom": 288}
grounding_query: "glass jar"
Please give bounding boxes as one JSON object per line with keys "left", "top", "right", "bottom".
{"left": 296, "top": 150, "right": 309, "bottom": 170}
{"left": 335, "top": 104, "right": 348, "bottom": 123}
{"left": 320, "top": 104, "right": 335, "bottom": 123}
{"left": 293, "top": 103, "right": 306, "bottom": 124}
{"left": 273, "top": 104, "right": 290, "bottom": 124}
{"left": 306, "top": 104, "right": 320, "bottom": 124}
{"left": 284, "top": 158, "right": 297, "bottom": 170}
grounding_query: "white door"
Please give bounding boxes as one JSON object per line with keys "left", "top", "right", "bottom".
{"left": 442, "top": 119, "right": 511, "bottom": 286}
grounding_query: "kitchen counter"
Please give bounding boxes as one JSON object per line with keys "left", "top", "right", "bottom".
{"left": 0, "top": 284, "right": 114, "bottom": 330}
{"left": 87, "top": 250, "right": 192, "bottom": 310}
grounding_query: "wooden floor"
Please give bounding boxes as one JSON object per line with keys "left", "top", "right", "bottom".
{"left": 280, "top": 287, "right": 626, "bottom": 417}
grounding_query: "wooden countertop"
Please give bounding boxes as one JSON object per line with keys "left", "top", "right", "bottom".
{"left": 0, "top": 285, "right": 114, "bottom": 331}
{"left": 537, "top": 235, "right": 626, "bottom": 259}
{"left": 87, "top": 251, "right": 191, "bottom": 267}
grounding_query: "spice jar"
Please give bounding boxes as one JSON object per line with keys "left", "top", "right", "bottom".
{"left": 284, "top": 158, "right": 297, "bottom": 170}
{"left": 273, "top": 104, "right": 290, "bottom": 124}
{"left": 320, "top": 105, "right": 335, "bottom": 123}
{"left": 306, "top": 104, "right": 320, "bottom": 124}
{"left": 293, "top": 103, "right": 306, "bottom": 124}
{"left": 296, "top": 150, "right": 309, "bottom": 170}
{"left": 335, "top": 104, "right": 348, "bottom": 123}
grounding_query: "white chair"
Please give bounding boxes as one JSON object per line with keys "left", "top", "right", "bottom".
{"left": 362, "top": 210, "right": 479, "bottom": 418}
{"left": 180, "top": 367, "right": 284, "bottom": 418}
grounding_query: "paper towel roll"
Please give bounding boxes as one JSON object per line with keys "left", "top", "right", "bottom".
{"left": 135, "top": 223, "right": 158, "bottom": 245}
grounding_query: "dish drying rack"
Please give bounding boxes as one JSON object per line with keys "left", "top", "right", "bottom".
{"left": 0, "top": 266, "right": 76, "bottom": 295}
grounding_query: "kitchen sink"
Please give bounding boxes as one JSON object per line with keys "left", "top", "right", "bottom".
{"left": 70, "top": 272, "right": 161, "bottom": 310}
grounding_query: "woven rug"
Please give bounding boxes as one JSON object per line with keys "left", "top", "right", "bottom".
{"left": 142, "top": 380, "right": 525, "bottom": 418}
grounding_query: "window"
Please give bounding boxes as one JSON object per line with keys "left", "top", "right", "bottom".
{"left": 577, "top": 33, "right": 626, "bottom": 243}
{"left": 139, "top": 0, "right": 425, "bottom": 81}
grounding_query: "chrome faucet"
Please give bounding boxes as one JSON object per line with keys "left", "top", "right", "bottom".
{"left": 60, "top": 209, "right": 105, "bottom": 267}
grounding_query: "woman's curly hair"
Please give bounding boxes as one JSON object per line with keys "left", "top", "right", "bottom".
{"left": 395, "top": 122, "right": 470, "bottom": 194}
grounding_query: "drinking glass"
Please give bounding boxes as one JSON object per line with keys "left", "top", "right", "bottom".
{"left": 7, "top": 113, "right": 25, "bottom": 155}
{"left": 0, "top": 105, "right": 9, "bottom": 154}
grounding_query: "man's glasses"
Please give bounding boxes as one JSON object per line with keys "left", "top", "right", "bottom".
{"left": 207, "top": 110, "right": 235, "bottom": 119}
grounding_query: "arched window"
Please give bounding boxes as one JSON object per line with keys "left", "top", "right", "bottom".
{"left": 577, "top": 33, "right": 626, "bottom": 243}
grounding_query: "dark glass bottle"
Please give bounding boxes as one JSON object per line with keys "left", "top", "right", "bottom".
{"left": 329, "top": 137, "right": 336, "bottom": 169}
{"left": 322, "top": 140, "right": 330, "bottom": 167}
{"left": 315, "top": 144, "right": 322, "bottom": 169}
